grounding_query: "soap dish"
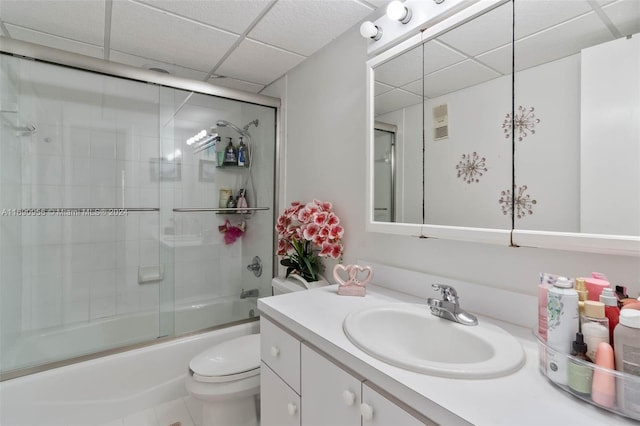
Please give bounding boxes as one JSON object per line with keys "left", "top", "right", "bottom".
{"left": 534, "top": 331, "right": 640, "bottom": 421}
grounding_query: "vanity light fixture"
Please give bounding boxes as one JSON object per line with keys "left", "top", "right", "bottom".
{"left": 186, "top": 129, "right": 207, "bottom": 146}
{"left": 386, "top": 0, "right": 412, "bottom": 24}
{"left": 360, "top": 21, "right": 383, "bottom": 40}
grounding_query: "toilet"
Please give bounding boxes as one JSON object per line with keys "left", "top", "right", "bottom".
{"left": 185, "top": 333, "right": 261, "bottom": 426}
{"left": 186, "top": 277, "right": 324, "bottom": 426}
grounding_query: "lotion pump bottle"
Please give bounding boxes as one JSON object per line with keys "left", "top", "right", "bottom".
{"left": 599, "top": 287, "right": 620, "bottom": 346}
{"left": 546, "top": 277, "right": 579, "bottom": 386}
{"left": 581, "top": 301, "right": 609, "bottom": 361}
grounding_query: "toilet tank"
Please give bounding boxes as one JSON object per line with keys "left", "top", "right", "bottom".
{"left": 271, "top": 277, "right": 329, "bottom": 295}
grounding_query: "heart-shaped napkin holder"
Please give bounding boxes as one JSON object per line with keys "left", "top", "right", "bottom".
{"left": 333, "top": 264, "right": 374, "bottom": 297}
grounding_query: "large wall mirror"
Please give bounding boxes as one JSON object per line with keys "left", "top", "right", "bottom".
{"left": 366, "top": 0, "right": 640, "bottom": 255}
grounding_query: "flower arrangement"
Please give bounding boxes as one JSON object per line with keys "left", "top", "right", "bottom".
{"left": 276, "top": 199, "right": 344, "bottom": 282}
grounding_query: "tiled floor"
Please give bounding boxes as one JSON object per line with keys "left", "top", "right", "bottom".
{"left": 101, "top": 396, "right": 203, "bottom": 426}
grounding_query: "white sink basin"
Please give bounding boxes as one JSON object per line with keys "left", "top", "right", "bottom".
{"left": 343, "top": 303, "right": 525, "bottom": 379}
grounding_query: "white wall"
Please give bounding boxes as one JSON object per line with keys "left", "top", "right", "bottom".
{"left": 266, "top": 25, "right": 640, "bottom": 298}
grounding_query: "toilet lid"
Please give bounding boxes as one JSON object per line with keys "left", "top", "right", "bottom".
{"left": 190, "top": 334, "right": 260, "bottom": 379}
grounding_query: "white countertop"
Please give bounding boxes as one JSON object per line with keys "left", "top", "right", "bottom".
{"left": 258, "top": 284, "right": 635, "bottom": 426}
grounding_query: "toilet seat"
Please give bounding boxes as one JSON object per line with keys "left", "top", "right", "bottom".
{"left": 189, "top": 334, "right": 260, "bottom": 384}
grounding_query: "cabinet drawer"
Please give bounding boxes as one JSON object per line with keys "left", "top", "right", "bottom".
{"left": 261, "top": 362, "right": 301, "bottom": 426}
{"left": 362, "top": 383, "right": 430, "bottom": 426}
{"left": 261, "top": 316, "right": 301, "bottom": 393}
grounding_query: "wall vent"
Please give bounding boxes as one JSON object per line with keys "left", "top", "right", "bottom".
{"left": 433, "top": 103, "right": 449, "bottom": 140}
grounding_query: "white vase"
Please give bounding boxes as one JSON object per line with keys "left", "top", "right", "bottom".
{"left": 272, "top": 274, "right": 330, "bottom": 295}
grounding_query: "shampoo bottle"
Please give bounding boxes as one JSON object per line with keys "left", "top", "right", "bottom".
{"left": 581, "top": 301, "right": 609, "bottom": 361}
{"left": 223, "top": 138, "right": 237, "bottom": 165}
{"left": 599, "top": 287, "right": 620, "bottom": 346}
{"left": 585, "top": 273, "right": 610, "bottom": 301}
{"left": 237, "top": 137, "right": 247, "bottom": 167}
{"left": 575, "top": 278, "right": 588, "bottom": 320}
{"left": 546, "top": 277, "right": 579, "bottom": 386}
{"left": 614, "top": 309, "right": 640, "bottom": 417}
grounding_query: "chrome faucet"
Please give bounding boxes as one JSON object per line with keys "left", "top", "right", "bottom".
{"left": 240, "top": 288, "right": 259, "bottom": 299}
{"left": 427, "top": 284, "right": 478, "bottom": 326}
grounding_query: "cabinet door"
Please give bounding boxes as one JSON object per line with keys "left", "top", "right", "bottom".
{"left": 301, "top": 343, "right": 362, "bottom": 426}
{"left": 261, "top": 362, "right": 301, "bottom": 426}
{"left": 362, "top": 383, "right": 428, "bottom": 426}
{"left": 261, "top": 317, "right": 301, "bottom": 393}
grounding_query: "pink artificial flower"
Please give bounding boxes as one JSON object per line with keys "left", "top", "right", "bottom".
{"left": 297, "top": 207, "right": 312, "bottom": 223}
{"left": 303, "top": 223, "right": 320, "bottom": 240}
{"left": 326, "top": 212, "right": 339, "bottom": 226}
{"left": 320, "top": 242, "right": 333, "bottom": 257}
{"left": 305, "top": 202, "right": 319, "bottom": 216}
{"left": 314, "top": 199, "right": 332, "bottom": 211}
{"left": 329, "top": 243, "right": 342, "bottom": 259}
{"left": 313, "top": 211, "right": 328, "bottom": 226}
{"left": 277, "top": 239, "right": 288, "bottom": 255}
{"left": 329, "top": 224, "right": 344, "bottom": 240}
{"left": 312, "top": 233, "right": 326, "bottom": 246}
{"left": 318, "top": 226, "right": 330, "bottom": 238}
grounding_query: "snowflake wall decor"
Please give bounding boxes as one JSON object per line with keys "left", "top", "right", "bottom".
{"left": 501, "top": 106, "right": 541, "bottom": 141}
{"left": 455, "top": 152, "right": 487, "bottom": 184}
{"left": 498, "top": 185, "right": 537, "bottom": 219}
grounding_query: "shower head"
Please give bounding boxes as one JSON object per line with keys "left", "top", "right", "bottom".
{"left": 216, "top": 119, "right": 259, "bottom": 136}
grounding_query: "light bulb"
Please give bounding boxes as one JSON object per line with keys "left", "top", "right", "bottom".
{"left": 360, "top": 21, "right": 383, "bottom": 41}
{"left": 386, "top": 1, "right": 412, "bottom": 24}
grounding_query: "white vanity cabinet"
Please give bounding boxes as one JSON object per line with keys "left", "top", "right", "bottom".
{"left": 260, "top": 317, "right": 301, "bottom": 426}
{"left": 260, "top": 316, "right": 430, "bottom": 426}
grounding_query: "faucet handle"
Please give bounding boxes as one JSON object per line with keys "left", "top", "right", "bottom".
{"left": 431, "top": 284, "right": 458, "bottom": 303}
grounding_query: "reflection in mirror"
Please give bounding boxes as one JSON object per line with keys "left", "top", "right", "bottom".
{"left": 513, "top": 0, "right": 640, "bottom": 237}
{"left": 374, "top": 43, "right": 424, "bottom": 224}
{"left": 373, "top": 122, "right": 397, "bottom": 222}
{"left": 372, "top": 1, "right": 513, "bottom": 230}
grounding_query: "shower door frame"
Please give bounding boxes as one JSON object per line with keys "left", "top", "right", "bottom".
{"left": 0, "top": 37, "right": 282, "bottom": 381}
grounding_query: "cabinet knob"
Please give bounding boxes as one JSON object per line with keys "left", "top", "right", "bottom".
{"left": 287, "top": 402, "right": 298, "bottom": 416}
{"left": 361, "top": 403, "right": 374, "bottom": 421}
{"left": 270, "top": 346, "right": 280, "bottom": 357}
{"left": 342, "top": 390, "right": 356, "bottom": 406}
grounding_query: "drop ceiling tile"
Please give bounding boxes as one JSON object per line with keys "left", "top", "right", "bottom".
{"left": 374, "top": 45, "right": 422, "bottom": 88}
{"left": 423, "top": 60, "right": 501, "bottom": 98}
{"left": 0, "top": 0, "right": 105, "bottom": 45}
{"left": 136, "top": 0, "right": 272, "bottom": 35}
{"left": 248, "top": 0, "right": 373, "bottom": 56}
{"left": 374, "top": 81, "right": 394, "bottom": 97}
{"left": 402, "top": 79, "right": 422, "bottom": 97}
{"left": 514, "top": 0, "right": 593, "bottom": 39}
{"left": 110, "top": 0, "right": 239, "bottom": 72}
{"left": 109, "top": 50, "right": 208, "bottom": 81}
{"left": 423, "top": 40, "right": 466, "bottom": 75}
{"left": 437, "top": 2, "right": 513, "bottom": 57}
{"left": 602, "top": 0, "right": 640, "bottom": 37}
{"left": 4, "top": 24, "right": 104, "bottom": 59}
{"left": 216, "top": 39, "right": 305, "bottom": 85}
{"left": 207, "top": 77, "right": 265, "bottom": 94}
{"left": 513, "top": 11, "right": 613, "bottom": 72}
{"left": 374, "top": 89, "right": 422, "bottom": 116}
{"left": 475, "top": 44, "right": 512, "bottom": 75}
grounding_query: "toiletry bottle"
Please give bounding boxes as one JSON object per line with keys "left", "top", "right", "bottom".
{"left": 538, "top": 272, "right": 557, "bottom": 341}
{"left": 568, "top": 332, "right": 592, "bottom": 397}
{"left": 599, "top": 287, "right": 620, "bottom": 346}
{"left": 236, "top": 189, "right": 248, "bottom": 213}
{"left": 546, "top": 276, "right": 579, "bottom": 386}
{"left": 223, "top": 137, "right": 237, "bottom": 165}
{"left": 584, "top": 273, "right": 610, "bottom": 301}
{"left": 581, "top": 301, "right": 609, "bottom": 361}
{"left": 591, "top": 342, "right": 616, "bottom": 408}
{"left": 237, "top": 137, "right": 247, "bottom": 167}
{"left": 614, "top": 309, "right": 640, "bottom": 418}
{"left": 575, "top": 278, "right": 588, "bottom": 321}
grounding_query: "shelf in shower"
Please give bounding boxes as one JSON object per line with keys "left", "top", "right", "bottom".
{"left": 172, "top": 207, "right": 269, "bottom": 213}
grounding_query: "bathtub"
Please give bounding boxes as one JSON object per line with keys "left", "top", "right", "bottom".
{"left": 0, "top": 299, "right": 259, "bottom": 426}
{"left": 2, "top": 297, "right": 257, "bottom": 374}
